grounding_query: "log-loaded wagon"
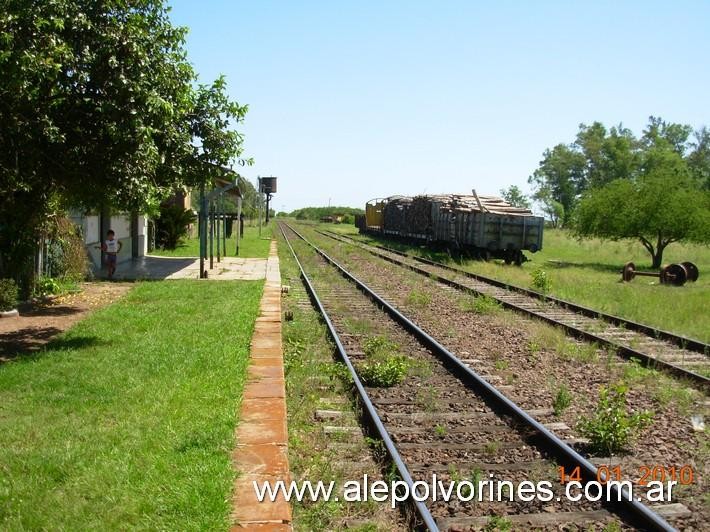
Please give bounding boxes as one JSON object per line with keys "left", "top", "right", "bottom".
{"left": 356, "top": 192, "right": 544, "bottom": 265}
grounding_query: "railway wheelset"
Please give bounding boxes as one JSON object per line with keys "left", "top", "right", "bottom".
{"left": 621, "top": 261, "right": 699, "bottom": 286}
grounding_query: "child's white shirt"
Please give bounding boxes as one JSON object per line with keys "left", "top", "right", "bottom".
{"left": 105, "top": 239, "right": 119, "bottom": 253}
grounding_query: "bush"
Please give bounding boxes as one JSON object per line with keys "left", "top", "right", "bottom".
{"left": 41, "top": 216, "right": 90, "bottom": 283}
{"left": 358, "top": 356, "right": 409, "bottom": 387}
{"left": 155, "top": 204, "right": 197, "bottom": 250}
{"left": 552, "top": 384, "right": 572, "bottom": 417}
{"left": 0, "top": 278, "right": 19, "bottom": 311}
{"left": 36, "top": 276, "right": 61, "bottom": 296}
{"left": 34, "top": 276, "right": 80, "bottom": 297}
{"left": 363, "top": 336, "right": 399, "bottom": 358}
{"left": 359, "top": 335, "right": 408, "bottom": 387}
{"left": 577, "top": 382, "right": 653, "bottom": 455}
{"left": 530, "top": 267, "right": 552, "bottom": 293}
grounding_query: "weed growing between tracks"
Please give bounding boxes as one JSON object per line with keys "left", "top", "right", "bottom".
{"left": 0, "top": 280, "right": 263, "bottom": 530}
{"left": 577, "top": 382, "right": 654, "bottom": 455}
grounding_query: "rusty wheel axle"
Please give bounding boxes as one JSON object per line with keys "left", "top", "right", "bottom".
{"left": 621, "top": 261, "right": 699, "bottom": 286}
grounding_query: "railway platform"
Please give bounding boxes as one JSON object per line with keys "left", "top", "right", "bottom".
{"left": 231, "top": 241, "right": 292, "bottom": 531}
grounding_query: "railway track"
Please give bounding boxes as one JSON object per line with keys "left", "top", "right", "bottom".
{"left": 316, "top": 228, "right": 710, "bottom": 390}
{"left": 278, "top": 222, "right": 684, "bottom": 531}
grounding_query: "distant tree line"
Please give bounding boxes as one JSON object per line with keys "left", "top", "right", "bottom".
{"left": 527, "top": 117, "right": 710, "bottom": 266}
{"left": 283, "top": 206, "right": 365, "bottom": 224}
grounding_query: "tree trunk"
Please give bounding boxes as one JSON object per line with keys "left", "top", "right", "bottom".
{"left": 651, "top": 250, "right": 663, "bottom": 269}
{"left": 651, "top": 233, "right": 668, "bottom": 269}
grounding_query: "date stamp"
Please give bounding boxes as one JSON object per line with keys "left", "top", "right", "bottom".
{"left": 559, "top": 465, "right": 695, "bottom": 486}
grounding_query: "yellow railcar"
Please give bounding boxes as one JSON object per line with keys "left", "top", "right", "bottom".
{"left": 364, "top": 198, "right": 386, "bottom": 230}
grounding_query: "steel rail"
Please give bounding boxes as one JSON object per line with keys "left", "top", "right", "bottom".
{"left": 278, "top": 223, "right": 439, "bottom": 531}
{"left": 318, "top": 229, "right": 710, "bottom": 390}
{"left": 284, "top": 222, "right": 675, "bottom": 532}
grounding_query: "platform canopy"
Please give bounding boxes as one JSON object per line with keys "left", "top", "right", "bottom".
{"left": 197, "top": 164, "right": 246, "bottom": 278}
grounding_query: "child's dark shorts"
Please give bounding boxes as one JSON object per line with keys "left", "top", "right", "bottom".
{"left": 105, "top": 253, "right": 117, "bottom": 266}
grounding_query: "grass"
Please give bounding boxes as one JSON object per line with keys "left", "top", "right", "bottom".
{"left": 405, "top": 288, "right": 431, "bottom": 307}
{"left": 458, "top": 293, "right": 502, "bottom": 314}
{"left": 151, "top": 224, "right": 273, "bottom": 258}
{"left": 329, "top": 224, "right": 710, "bottom": 342}
{"left": 0, "top": 280, "right": 263, "bottom": 530}
{"left": 278, "top": 234, "right": 396, "bottom": 530}
{"left": 552, "top": 383, "right": 573, "bottom": 417}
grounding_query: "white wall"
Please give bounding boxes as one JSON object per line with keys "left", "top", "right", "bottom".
{"left": 69, "top": 211, "right": 148, "bottom": 271}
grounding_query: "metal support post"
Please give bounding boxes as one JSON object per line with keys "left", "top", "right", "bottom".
{"left": 216, "top": 197, "right": 221, "bottom": 263}
{"left": 199, "top": 184, "right": 207, "bottom": 278}
{"left": 209, "top": 202, "right": 214, "bottom": 270}
{"left": 221, "top": 193, "right": 227, "bottom": 257}
{"left": 236, "top": 197, "right": 242, "bottom": 255}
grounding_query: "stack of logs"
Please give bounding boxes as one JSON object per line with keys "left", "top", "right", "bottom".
{"left": 383, "top": 194, "right": 533, "bottom": 234}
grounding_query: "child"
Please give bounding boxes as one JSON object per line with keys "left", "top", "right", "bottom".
{"left": 99, "top": 230, "right": 122, "bottom": 279}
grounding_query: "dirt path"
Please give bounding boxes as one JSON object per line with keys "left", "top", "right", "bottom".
{"left": 0, "top": 282, "right": 133, "bottom": 360}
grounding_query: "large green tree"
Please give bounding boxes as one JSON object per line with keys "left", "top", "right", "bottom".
{"left": 0, "top": 1, "right": 247, "bottom": 289}
{"left": 575, "top": 169, "right": 710, "bottom": 268}
{"left": 528, "top": 144, "right": 585, "bottom": 226}
{"left": 529, "top": 117, "right": 710, "bottom": 227}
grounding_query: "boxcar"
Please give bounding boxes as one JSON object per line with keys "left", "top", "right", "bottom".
{"left": 362, "top": 193, "right": 544, "bottom": 265}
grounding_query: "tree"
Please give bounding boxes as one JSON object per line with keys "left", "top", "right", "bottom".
{"left": 575, "top": 171, "right": 710, "bottom": 268}
{"left": 641, "top": 116, "right": 693, "bottom": 156}
{"left": 0, "top": 1, "right": 248, "bottom": 291}
{"left": 535, "top": 190, "right": 565, "bottom": 228}
{"left": 528, "top": 117, "right": 697, "bottom": 229}
{"left": 187, "top": 76, "right": 250, "bottom": 178}
{"left": 155, "top": 204, "right": 196, "bottom": 250}
{"left": 688, "top": 126, "right": 710, "bottom": 190}
{"left": 499, "top": 185, "right": 531, "bottom": 209}
{"left": 528, "top": 144, "right": 584, "bottom": 226}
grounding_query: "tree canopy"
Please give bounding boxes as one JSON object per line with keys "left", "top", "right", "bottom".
{"left": 530, "top": 117, "right": 710, "bottom": 264}
{"left": 528, "top": 117, "right": 710, "bottom": 228}
{"left": 0, "top": 0, "right": 248, "bottom": 289}
{"left": 499, "top": 185, "right": 531, "bottom": 210}
{"left": 575, "top": 172, "right": 710, "bottom": 268}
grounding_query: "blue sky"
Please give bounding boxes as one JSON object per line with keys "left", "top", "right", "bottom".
{"left": 168, "top": 1, "right": 710, "bottom": 212}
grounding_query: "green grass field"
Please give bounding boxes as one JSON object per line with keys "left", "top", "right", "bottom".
{"left": 151, "top": 224, "right": 273, "bottom": 258}
{"left": 0, "top": 280, "right": 263, "bottom": 530}
{"left": 326, "top": 223, "right": 710, "bottom": 343}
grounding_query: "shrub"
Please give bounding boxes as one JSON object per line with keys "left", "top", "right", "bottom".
{"left": 577, "top": 382, "right": 653, "bottom": 455}
{"left": 0, "top": 278, "right": 19, "bottom": 311}
{"left": 36, "top": 276, "right": 61, "bottom": 296}
{"left": 155, "top": 204, "right": 197, "bottom": 250}
{"left": 358, "top": 356, "right": 409, "bottom": 387}
{"left": 363, "top": 336, "right": 399, "bottom": 358}
{"left": 530, "top": 267, "right": 552, "bottom": 293}
{"left": 552, "top": 384, "right": 572, "bottom": 417}
{"left": 41, "top": 216, "right": 90, "bottom": 283}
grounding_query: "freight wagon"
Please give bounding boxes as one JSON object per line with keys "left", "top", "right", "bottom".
{"left": 357, "top": 193, "right": 544, "bottom": 265}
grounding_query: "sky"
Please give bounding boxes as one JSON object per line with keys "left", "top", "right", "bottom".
{"left": 168, "top": 1, "right": 710, "bottom": 213}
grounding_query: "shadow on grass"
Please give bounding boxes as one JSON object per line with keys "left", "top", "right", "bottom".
{"left": 544, "top": 260, "right": 626, "bottom": 274}
{"left": 0, "top": 332, "right": 105, "bottom": 363}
